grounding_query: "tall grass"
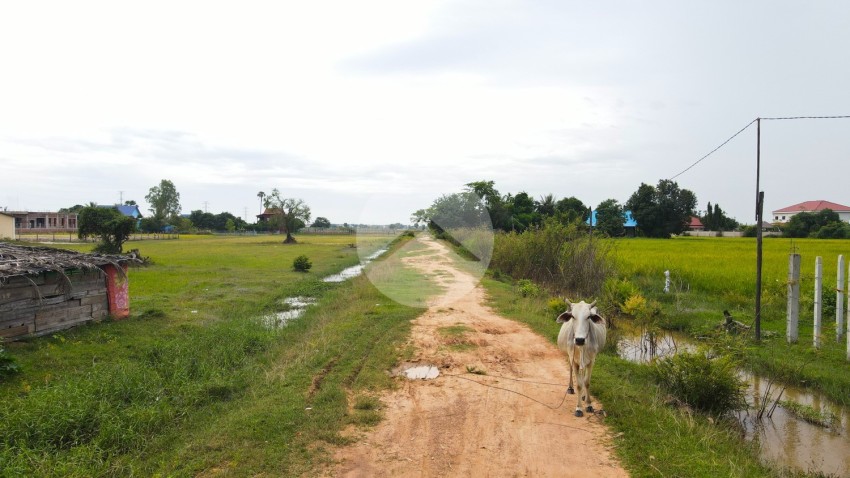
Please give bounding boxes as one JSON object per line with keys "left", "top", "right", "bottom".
{"left": 491, "top": 218, "right": 616, "bottom": 297}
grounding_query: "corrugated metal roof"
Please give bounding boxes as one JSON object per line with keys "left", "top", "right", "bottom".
{"left": 772, "top": 200, "right": 850, "bottom": 214}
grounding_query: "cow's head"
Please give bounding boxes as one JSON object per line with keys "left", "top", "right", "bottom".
{"left": 556, "top": 299, "right": 603, "bottom": 346}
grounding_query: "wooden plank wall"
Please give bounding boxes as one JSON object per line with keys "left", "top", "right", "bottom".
{"left": 0, "top": 270, "right": 108, "bottom": 340}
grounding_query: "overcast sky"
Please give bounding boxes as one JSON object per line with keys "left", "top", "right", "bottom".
{"left": 2, "top": 1, "right": 849, "bottom": 225}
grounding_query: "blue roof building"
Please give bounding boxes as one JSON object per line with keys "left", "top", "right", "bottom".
{"left": 587, "top": 210, "right": 637, "bottom": 227}
{"left": 98, "top": 204, "right": 144, "bottom": 219}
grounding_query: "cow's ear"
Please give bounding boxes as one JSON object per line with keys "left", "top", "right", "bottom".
{"left": 589, "top": 314, "right": 604, "bottom": 324}
{"left": 556, "top": 312, "right": 573, "bottom": 323}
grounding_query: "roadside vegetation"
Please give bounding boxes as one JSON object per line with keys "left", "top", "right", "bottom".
{"left": 614, "top": 236, "right": 850, "bottom": 407}
{"left": 0, "top": 234, "right": 423, "bottom": 476}
{"left": 484, "top": 224, "right": 848, "bottom": 477}
{"left": 483, "top": 277, "right": 775, "bottom": 477}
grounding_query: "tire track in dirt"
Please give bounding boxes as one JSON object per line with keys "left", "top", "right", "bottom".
{"left": 324, "top": 235, "right": 628, "bottom": 477}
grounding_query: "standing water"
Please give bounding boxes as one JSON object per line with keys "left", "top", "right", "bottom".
{"left": 322, "top": 248, "right": 388, "bottom": 283}
{"left": 618, "top": 330, "right": 850, "bottom": 476}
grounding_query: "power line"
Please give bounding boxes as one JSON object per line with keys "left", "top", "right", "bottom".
{"left": 668, "top": 115, "right": 850, "bottom": 181}
{"left": 761, "top": 115, "right": 850, "bottom": 121}
{"left": 668, "top": 119, "right": 757, "bottom": 180}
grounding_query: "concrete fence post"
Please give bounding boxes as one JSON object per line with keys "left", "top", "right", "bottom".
{"left": 814, "top": 256, "right": 823, "bottom": 349}
{"left": 838, "top": 255, "right": 846, "bottom": 342}
{"left": 787, "top": 253, "right": 801, "bottom": 344}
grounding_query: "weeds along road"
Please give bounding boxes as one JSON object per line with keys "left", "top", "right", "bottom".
{"left": 325, "top": 234, "right": 628, "bottom": 478}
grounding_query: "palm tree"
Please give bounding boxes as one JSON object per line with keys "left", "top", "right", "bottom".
{"left": 257, "top": 191, "right": 266, "bottom": 212}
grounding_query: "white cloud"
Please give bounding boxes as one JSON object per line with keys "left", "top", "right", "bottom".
{"left": 1, "top": 0, "right": 849, "bottom": 223}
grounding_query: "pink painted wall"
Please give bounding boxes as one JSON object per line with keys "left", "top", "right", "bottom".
{"left": 104, "top": 263, "right": 130, "bottom": 319}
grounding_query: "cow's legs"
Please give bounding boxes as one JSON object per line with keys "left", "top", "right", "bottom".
{"left": 584, "top": 361, "right": 596, "bottom": 413}
{"left": 573, "top": 361, "right": 585, "bottom": 417}
{"left": 567, "top": 360, "right": 575, "bottom": 394}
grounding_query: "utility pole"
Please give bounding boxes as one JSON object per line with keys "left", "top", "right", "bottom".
{"left": 755, "top": 118, "right": 763, "bottom": 341}
{"left": 119, "top": 191, "right": 124, "bottom": 204}
{"left": 203, "top": 201, "right": 209, "bottom": 213}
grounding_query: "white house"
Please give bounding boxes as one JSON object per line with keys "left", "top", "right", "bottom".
{"left": 0, "top": 212, "right": 15, "bottom": 240}
{"left": 772, "top": 200, "right": 850, "bottom": 223}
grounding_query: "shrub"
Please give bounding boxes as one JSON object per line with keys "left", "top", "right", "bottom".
{"left": 293, "top": 255, "right": 312, "bottom": 272}
{"left": 547, "top": 297, "right": 568, "bottom": 316}
{"left": 517, "top": 279, "right": 540, "bottom": 297}
{"left": 652, "top": 350, "right": 746, "bottom": 416}
{"left": 491, "top": 217, "right": 615, "bottom": 297}
{"left": 0, "top": 347, "right": 21, "bottom": 379}
{"left": 602, "top": 278, "right": 641, "bottom": 314}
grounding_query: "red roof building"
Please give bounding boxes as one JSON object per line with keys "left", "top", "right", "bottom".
{"left": 688, "top": 216, "right": 705, "bottom": 231}
{"left": 772, "top": 200, "right": 850, "bottom": 223}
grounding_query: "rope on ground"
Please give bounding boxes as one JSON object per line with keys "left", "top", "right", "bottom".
{"left": 441, "top": 372, "right": 571, "bottom": 410}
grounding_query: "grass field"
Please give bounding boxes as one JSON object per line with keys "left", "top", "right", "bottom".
{"left": 0, "top": 233, "right": 430, "bottom": 476}
{"left": 611, "top": 236, "right": 850, "bottom": 407}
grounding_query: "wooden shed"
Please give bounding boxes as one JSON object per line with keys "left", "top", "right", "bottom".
{"left": 0, "top": 243, "right": 141, "bottom": 340}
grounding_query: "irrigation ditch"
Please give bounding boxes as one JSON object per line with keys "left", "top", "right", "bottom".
{"left": 619, "top": 328, "right": 850, "bottom": 476}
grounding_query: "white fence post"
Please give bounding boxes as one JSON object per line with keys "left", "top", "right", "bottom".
{"left": 814, "top": 256, "right": 822, "bottom": 349}
{"left": 838, "top": 255, "right": 845, "bottom": 342}
{"left": 787, "top": 254, "right": 801, "bottom": 344}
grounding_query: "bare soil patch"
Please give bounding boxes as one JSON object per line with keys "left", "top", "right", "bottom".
{"left": 324, "top": 235, "right": 628, "bottom": 477}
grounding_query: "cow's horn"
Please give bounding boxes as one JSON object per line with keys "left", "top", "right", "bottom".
{"left": 564, "top": 297, "right": 573, "bottom": 306}
{"left": 589, "top": 300, "right": 597, "bottom": 308}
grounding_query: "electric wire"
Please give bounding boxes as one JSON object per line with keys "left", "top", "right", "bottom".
{"left": 667, "top": 115, "right": 850, "bottom": 180}
{"left": 668, "top": 119, "right": 757, "bottom": 180}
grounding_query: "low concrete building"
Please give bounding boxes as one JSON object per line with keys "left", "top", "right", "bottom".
{"left": 9, "top": 211, "right": 78, "bottom": 234}
{"left": 0, "top": 213, "right": 14, "bottom": 240}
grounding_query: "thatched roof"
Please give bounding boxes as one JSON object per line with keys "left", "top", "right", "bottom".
{"left": 0, "top": 242, "right": 141, "bottom": 280}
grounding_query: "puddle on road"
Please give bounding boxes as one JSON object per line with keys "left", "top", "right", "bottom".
{"left": 393, "top": 363, "right": 441, "bottom": 380}
{"left": 262, "top": 296, "right": 317, "bottom": 327}
{"left": 322, "top": 248, "right": 388, "bottom": 283}
{"left": 618, "top": 330, "right": 850, "bottom": 476}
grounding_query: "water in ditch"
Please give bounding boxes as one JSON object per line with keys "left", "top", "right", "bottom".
{"left": 618, "top": 329, "right": 850, "bottom": 476}
{"left": 322, "top": 248, "right": 388, "bottom": 283}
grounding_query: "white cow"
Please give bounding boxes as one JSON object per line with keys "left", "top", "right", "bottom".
{"left": 556, "top": 300, "right": 607, "bottom": 417}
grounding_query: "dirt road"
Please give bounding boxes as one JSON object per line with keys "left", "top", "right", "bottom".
{"left": 327, "top": 235, "right": 628, "bottom": 477}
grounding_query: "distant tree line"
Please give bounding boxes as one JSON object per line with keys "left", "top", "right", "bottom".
{"left": 415, "top": 179, "right": 707, "bottom": 239}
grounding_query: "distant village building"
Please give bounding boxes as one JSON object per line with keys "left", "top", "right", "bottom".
{"left": 11, "top": 205, "right": 143, "bottom": 235}
{"left": 587, "top": 210, "right": 638, "bottom": 236}
{"left": 688, "top": 216, "right": 705, "bottom": 231}
{"left": 0, "top": 213, "right": 15, "bottom": 240}
{"left": 0, "top": 243, "right": 141, "bottom": 340}
{"left": 772, "top": 200, "right": 850, "bottom": 223}
{"left": 256, "top": 208, "right": 281, "bottom": 223}
{"left": 9, "top": 211, "right": 78, "bottom": 234}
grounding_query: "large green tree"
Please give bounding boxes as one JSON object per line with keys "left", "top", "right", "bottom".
{"left": 264, "top": 189, "right": 311, "bottom": 243}
{"left": 77, "top": 207, "right": 136, "bottom": 253}
{"left": 595, "top": 199, "right": 625, "bottom": 237}
{"left": 145, "top": 179, "right": 181, "bottom": 221}
{"left": 465, "top": 180, "right": 510, "bottom": 231}
{"left": 626, "top": 180, "right": 697, "bottom": 238}
{"left": 555, "top": 196, "right": 589, "bottom": 224}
